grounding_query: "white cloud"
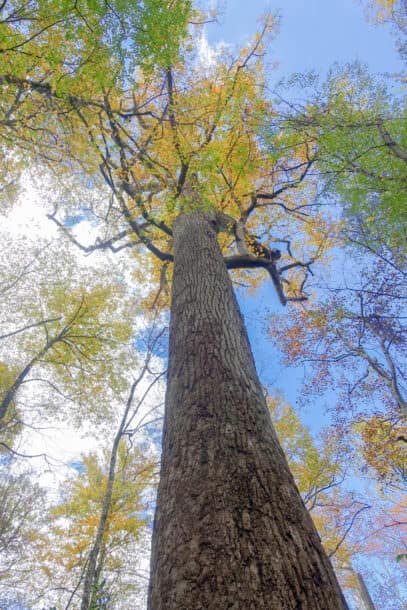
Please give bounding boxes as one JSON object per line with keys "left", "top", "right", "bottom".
{"left": 196, "top": 28, "right": 231, "bottom": 72}
{"left": 1, "top": 174, "right": 57, "bottom": 240}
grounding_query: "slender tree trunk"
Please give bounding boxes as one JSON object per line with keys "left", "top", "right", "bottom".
{"left": 356, "top": 572, "right": 376, "bottom": 610}
{"left": 0, "top": 334, "right": 60, "bottom": 425}
{"left": 80, "top": 433, "right": 119, "bottom": 610}
{"left": 80, "top": 368, "right": 148, "bottom": 610}
{"left": 148, "top": 211, "right": 348, "bottom": 609}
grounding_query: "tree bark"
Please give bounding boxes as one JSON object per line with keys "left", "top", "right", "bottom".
{"left": 148, "top": 211, "right": 348, "bottom": 610}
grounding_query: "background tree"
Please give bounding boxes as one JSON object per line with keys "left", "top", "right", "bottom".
{"left": 0, "top": 236, "right": 135, "bottom": 456}
{"left": 78, "top": 332, "right": 164, "bottom": 610}
{"left": 268, "top": 226, "right": 406, "bottom": 549}
{"left": 0, "top": 328, "right": 165, "bottom": 609}
{"left": 35, "top": 445, "right": 156, "bottom": 610}
{"left": 0, "top": 461, "right": 46, "bottom": 605}
{"left": 273, "top": 64, "right": 406, "bottom": 253}
{"left": 356, "top": 416, "right": 406, "bottom": 492}
{"left": 269, "top": 399, "right": 363, "bottom": 541}
{"left": 267, "top": 215, "right": 406, "bottom": 607}
{"left": 270, "top": 259, "right": 406, "bottom": 417}
{"left": 267, "top": 397, "right": 373, "bottom": 588}
{"left": 266, "top": 394, "right": 406, "bottom": 608}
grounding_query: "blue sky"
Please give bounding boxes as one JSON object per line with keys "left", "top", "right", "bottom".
{"left": 207, "top": 0, "right": 404, "bottom": 78}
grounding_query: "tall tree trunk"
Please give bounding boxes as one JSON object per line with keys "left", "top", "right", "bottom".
{"left": 148, "top": 211, "right": 348, "bottom": 610}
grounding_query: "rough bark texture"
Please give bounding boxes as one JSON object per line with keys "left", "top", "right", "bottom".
{"left": 148, "top": 211, "right": 348, "bottom": 610}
